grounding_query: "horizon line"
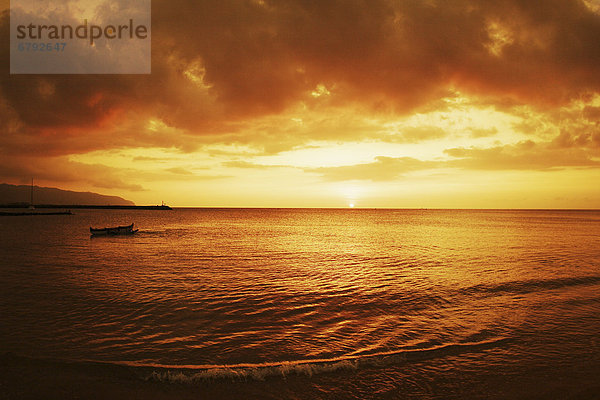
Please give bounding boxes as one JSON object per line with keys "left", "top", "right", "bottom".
{"left": 166, "top": 206, "right": 600, "bottom": 211}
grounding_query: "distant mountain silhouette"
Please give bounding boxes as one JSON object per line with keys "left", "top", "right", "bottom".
{"left": 0, "top": 183, "right": 135, "bottom": 206}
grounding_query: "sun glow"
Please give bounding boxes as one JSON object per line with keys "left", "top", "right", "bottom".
{"left": 6, "top": 1, "right": 600, "bottom": 209}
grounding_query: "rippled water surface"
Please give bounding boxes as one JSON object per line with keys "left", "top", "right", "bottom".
{"left": 1, "top": 208, "right": 599, "bottom": 398}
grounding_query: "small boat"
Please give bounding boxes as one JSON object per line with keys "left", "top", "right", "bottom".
{"left": 90, "top": 223, "right": 138, "bottom": 236}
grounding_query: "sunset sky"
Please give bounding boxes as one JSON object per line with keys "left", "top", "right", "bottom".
{"left": 1, "top": 0, "right": 600, "bottom": 208}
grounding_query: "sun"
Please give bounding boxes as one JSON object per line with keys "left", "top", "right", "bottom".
{"left": 349, "top": 203, "right": 355, "bottom": 208}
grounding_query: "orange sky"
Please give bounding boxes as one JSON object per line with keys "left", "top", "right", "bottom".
{"left": 1, "top": 0, "right": 600, "bottom": 208}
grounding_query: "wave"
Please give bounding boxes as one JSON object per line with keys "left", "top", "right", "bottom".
{"left": 138, "top": 337, "right": 512, "bottom": 383}
{"left": 1, "top": 336, "right": 512, "bottom": 385}
{"left": 460, "top": 276, "right": 600, "bottom": 297}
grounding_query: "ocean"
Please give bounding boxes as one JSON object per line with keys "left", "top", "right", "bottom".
{"left": 1, "top": 208, "right": 599, "bottom": 399}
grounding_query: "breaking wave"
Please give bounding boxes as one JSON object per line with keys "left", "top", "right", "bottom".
{"left": 139, "top": 337, "right": 512, "bottom": 383}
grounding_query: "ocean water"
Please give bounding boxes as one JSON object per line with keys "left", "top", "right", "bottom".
{"left": 1, "top": 208, "right": 599, "bottom": 399}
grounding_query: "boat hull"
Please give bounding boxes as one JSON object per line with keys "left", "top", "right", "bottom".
{"left": 90, "top": 223, "right": 137, "bottom": 236}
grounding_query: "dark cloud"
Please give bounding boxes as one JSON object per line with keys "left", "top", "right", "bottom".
{"left": 468, "top": 127, "right": 498, "bottom": 138}
{"left": 583, "top": 106, "right": 600, "bottom": 121}
{"left": 304, "top": 135, "right": 600, "bottom": 182}
{"left": 4, "top": 0, "right": 600, "bottom": 129}
{"left": 306, "top": 156, "right": 438, "bottom": 181}
{"left": 551, "top": 129, "right": 600, "bottom": 150}
{"left": 445, "top": 140, "right": 600, "bottom": 170}
{"left": 165, "top": 167, "right": 194, "bottom": 175}
{"left": 2, "top": 0, "right": 600, "bottom": 185}
{"left": 132, "top": 155, "right": 171, "bottom": 162}
{"left": 388, "top": 126, "right": 448, "bottom": 142}
{"left": 223, "top": 160, "right": 282, "bottom": 169}
{"left": 157, "top": 168, "right": 228, "bottom": 180}
{"left": 0, "top": 155, "right": 145, "bottom": 191}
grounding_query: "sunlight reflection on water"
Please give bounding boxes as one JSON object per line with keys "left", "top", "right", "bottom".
{"left": 1, "top": 208, "right": 599, "bottom": 397}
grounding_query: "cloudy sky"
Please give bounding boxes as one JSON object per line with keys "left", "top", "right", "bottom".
{"left": 1, "top": 0, "right": 600, "bottom": 207}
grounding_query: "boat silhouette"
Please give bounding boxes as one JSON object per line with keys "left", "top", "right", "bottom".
{"left": 90, "top": 223, "right": 138, "bottom": 236}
